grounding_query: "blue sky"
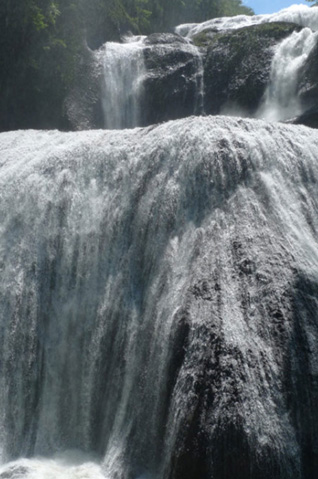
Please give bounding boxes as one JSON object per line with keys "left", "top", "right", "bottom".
{"left": 243, "top": 1, "right": 309, "bottom": 14}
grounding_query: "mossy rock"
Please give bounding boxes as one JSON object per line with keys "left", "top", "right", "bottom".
{"left": 200, "top": 22, "right": 302, "bottom": 115}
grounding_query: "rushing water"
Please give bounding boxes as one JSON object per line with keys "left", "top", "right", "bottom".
{"left": 256, "top": 27, "right": 318, "bottom": 121}
{"left": 101, "top": 36, "right": 146, "bottom": 129}
{"left": 0, "top": 452, "right": 105, "bottom": 479}
{"left": 0, "top": 116, "right": 318, "bottom": 478}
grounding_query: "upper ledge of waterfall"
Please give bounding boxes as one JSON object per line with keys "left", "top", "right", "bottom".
{"left": 65, "top": 5, "right": 318, "bottom": 132}
{"left": 1, "top": 5, "right": 318, "bottom": 132}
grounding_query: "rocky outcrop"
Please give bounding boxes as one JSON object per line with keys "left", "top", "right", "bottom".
{"left": 287, "top": 107, "right": 318, "bottom": 128}
{"left": 142, "top": 33, "right": 204, "bottom": 125}
{"left": 195, "top": 22, "right": 302, "bottom": 116}
{"left": 65, "top": 44, "right": 104, "bottom": 130}
{"left": 299, "top": 41, "right": 318, "bottom": 113}
{"left": 66, "top": 33, "right": 203, "bottom": 130}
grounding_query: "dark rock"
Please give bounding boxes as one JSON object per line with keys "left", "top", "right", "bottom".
{"left": 287, "top": 107, "right": 318, "bottom": 128}
{"left": 200, "top": 22, "right": 302, "bottom": 116}
{"left": 142, "top": 40, "right": 203, "bottom": 125}
{"left": 65, "top": 44, "right": 104, "bottom": 130}
{"left": 0, "top": 465, "right": 29, "bottom": 478}
{"left": 144, "top": 33, "right": 189, "bottom": 45}
{"left": 299, "top": 41, "right": 318, "bottom": 113}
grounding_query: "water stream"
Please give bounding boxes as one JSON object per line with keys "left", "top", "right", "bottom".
{"left": 101, "top": 36, "right": 146, "bottom": 129}
{"left": 256, "top": 27, "right": 318, "bottom": 121}
{"left": 0, "top": 116, "right": 318, "bottom": 477}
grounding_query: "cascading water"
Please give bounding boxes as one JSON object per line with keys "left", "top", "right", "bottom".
{"left": 101, "top": 36, "right": 146, "bottom": 129}
{"left": 100, "top": 34, "right": 205, "bottom": 129}
{"left": 0, "top": 116, "right": 318, "bottom": 479}
{"left": 256, "top": 27, "right": 318, "bottom": 122}
{"left": 2, "top": 4, "right": 318, "bottom": 479}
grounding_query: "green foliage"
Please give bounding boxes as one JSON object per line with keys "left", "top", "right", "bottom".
{"left": 0, "top": 0, "right": 83, "bottom": 130}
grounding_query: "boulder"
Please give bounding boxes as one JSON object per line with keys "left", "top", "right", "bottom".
{"left": 287, "top": 107, "right": 318, "bottom": 128}
{"left": 65, "top": 44, "right": 104, "bottom": 130}
{"left": 142, "top": 34, "right": 204, "bottom": 125}
{"left": 197, "top": 22, "right": 302, "bottom": 116}
{"left": 298, "top": 41, "right": 318, "bottom": 113}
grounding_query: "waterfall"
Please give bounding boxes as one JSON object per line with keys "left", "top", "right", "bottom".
{"left": 0, "top": 116, "right": 318, "bottom": 478}
{"left": 99, "top": 34, "right": 205, "bottom": 130}
{"left": 101, "top": 36, "right": 146, "bottom": 129}
{"left": 256, "top": 27, "right": 318, "bottom": 122}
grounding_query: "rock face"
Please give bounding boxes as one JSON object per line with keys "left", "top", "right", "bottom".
{"left": 142, "top": 33, "right": 204, "bottom": 125}
{"left": 65, "top": 44, "right": 104, "bottom": 130}
{"left": 196, "top": 22, "right": 301, "bottom": 116}
{"left": 290, "top": 107, "right": 318, "bottom": 128}
{"left": 299, "top": 41, "right": 318, "bottom": 113}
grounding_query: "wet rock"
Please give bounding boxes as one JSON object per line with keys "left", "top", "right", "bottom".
{"left": 144, "top": 33, "right": 188, "bottom": 45}
{"left": 142, "top": 40, "right": 203, "bottom": 125}
{"left": 199, "top": 22, "right": 302, "bottom": 115}
{"left": 288, "top": 107, "right": 318, "bottom": 129}
{"left": 65, "top": 44, "right": 104, "bottom": 130}
{"left": 299, "top": 41, "right": 318, "bottom": 112}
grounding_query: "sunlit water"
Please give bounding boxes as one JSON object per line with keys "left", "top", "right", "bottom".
{"left": 100, "top": 36, "right": 146, "bottom": 129}
{"left": 0, "top": 451, "right": 105, "bottom": 479}
{"left": 256, "top": 27, "right": 318, "bottom": 121}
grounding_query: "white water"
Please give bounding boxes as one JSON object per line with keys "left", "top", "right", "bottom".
{"left": 0, "top": 451, "right": 105, "bottom": 479}
{"left": 256, "top": 27, "right": 318, "bottom": 121}
{"left": 101, "top": 36, "right": 146, "bottom": 129}
{"left": 0, "top": 116, "right": 318, "bottom": 477}
{"left": 176, "top": 4, "right": 318, "bottom": 38}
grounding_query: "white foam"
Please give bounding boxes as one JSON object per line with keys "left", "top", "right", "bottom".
{"left": 176, "top": 5, "right": 318, "bottom": 38}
